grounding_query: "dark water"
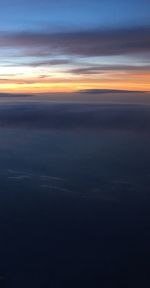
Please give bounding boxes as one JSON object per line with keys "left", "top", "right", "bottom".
{"left": 0, "top": 103, "right": 150, "bottom": 287}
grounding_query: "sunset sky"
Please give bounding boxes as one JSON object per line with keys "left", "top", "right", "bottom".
{"left": 0, "top": 0, "right": 150, "bottom": 93}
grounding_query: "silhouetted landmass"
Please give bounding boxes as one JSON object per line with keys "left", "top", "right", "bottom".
{"left": 78, "top": 89, "right": 146, "bottom": 94}
{"left": 0, "top": 93, "right": 33, "bottom": 97}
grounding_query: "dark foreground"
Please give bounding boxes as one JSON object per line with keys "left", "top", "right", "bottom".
{"left": 0, "top": 102, "right": 150, "bottom": 287}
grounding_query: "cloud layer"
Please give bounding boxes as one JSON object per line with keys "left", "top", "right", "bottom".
{"left": 0, "top": 25, "right": 150, "bottom": 92}
{"left": 0, "top": 26, "right": 150, "bottom": 57}
{"left": 0, "top": 101, "right": 150, "bottom": 136}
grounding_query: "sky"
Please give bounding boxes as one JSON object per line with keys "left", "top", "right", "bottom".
{"left": 0, "top": 0, "right": 150, "bottom": 93}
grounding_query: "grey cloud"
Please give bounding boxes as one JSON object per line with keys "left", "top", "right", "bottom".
{"left": 69, "top": 64, "right": 150, "bottom": 75}
{"left": 20, "top": 59, "right": 72, "bottom": 67}
{"left": 0, "top": 58, "right": 72, "bottom": 67}
{"left": 0, "top": 26, "right": 150, "bottom": 57}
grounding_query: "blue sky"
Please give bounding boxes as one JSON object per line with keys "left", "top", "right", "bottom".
{"left": 1, "top": 0, "right": 150, "bottom": 31}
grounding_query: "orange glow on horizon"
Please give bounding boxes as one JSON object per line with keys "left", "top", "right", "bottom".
{"left": 0, "top": 82, "right": 149, "bottom": 94}
{"left": 0, "top": 71, "right": 149, "bottom": 94}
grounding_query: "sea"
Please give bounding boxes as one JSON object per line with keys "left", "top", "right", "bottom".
{"left": 0, "top": 96, "right": 150, "bottom": 287}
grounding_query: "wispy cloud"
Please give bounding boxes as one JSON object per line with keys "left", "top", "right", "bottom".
{"left": 69, "top": 65, "right": 150, "bottom": 75}
{"left": 27, "top": 59, "right": 72, "bottom": 67}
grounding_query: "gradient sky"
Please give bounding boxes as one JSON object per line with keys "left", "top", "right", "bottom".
{"left": 0, "top": 0, "right": 150, "bottom": 93}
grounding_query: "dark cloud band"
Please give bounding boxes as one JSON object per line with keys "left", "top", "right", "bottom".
{"left": 0, "top": 26, "right": 150, "bottom": 57}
